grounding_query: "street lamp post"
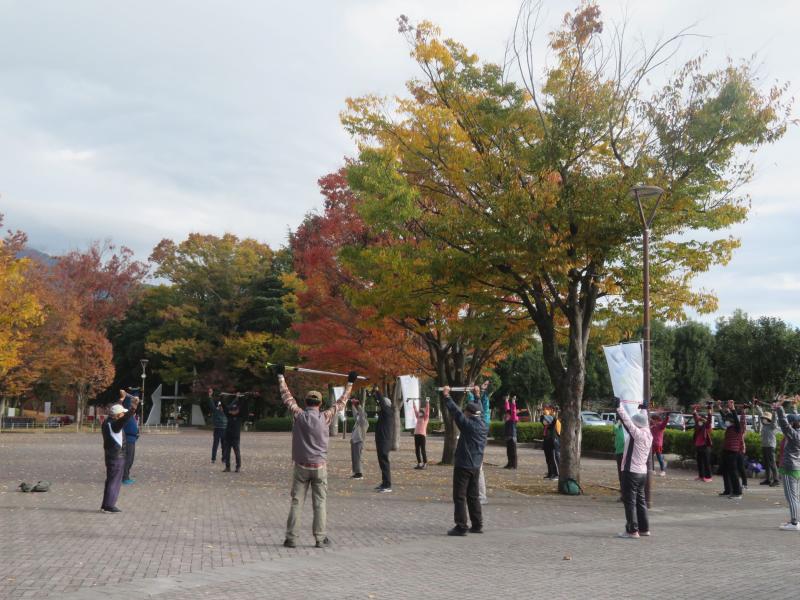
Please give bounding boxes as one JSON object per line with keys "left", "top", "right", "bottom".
{"left": 629, "top": 185, "right": 664, "bottom": 507}
{"left": 139, "top": 359, "right": 149, "bottom": 431}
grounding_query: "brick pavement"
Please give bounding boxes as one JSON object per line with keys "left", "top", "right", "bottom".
{"left": 1, "top": 430, "right": 797, "bottom": 599}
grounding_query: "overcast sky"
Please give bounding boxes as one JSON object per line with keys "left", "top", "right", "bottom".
{"left": 0, "top": 0, "right": 797, "bottom": 325}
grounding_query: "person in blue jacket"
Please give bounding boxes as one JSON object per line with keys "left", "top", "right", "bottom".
{"left": 120, "top": 389, "right": 140, "bottom": 485}
{"left": 442, "top": 386, "right": 488, "bottom": 536}
{"left": 467, "top": 381, "right": 491, "bottom": 503}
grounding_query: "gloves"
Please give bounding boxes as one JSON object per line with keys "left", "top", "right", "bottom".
{"left": 347, "top": 371, "right": 358, "bottom": 384}
{"left": 274, "top": 364, "right": 285, "bottom": 376}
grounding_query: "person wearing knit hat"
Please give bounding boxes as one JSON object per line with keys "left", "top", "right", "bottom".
{"left": 616, "top": 402, "right": 653, "bottom": 539}
{"left": 442, "top": 387, "right": 488, "bottom": 536}
{"left": 276, "top": 365, "right": 356, "bottom": 548}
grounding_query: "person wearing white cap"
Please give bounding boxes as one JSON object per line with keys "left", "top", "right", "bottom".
{"left": 101, "top": 396, "right": 139, "bottom": 513}
{"left": 616, "top": 402, "right": 653, "bottom": 539}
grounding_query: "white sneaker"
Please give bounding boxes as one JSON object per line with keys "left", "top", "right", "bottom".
{"left": 616, "top": 531, "right": 640, "bottom": 539}
{"left": 779, "top": 522, "right": 800, "bottom": 531}
{"left": 659, "top": 471, "right": 666, "bottom": 477}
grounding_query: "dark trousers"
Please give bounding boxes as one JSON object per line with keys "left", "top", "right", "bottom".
{"left": 212, "top": 428, "right": 225, "bottom": 461}
{"left": 223, "top": 437, "right": 241, "bottom": 469}
{"left": 505, "top": 439, "right": 517, "bottom": 468}
{"left": 123, "top": 442, "right": 136, "bottom": 480}
{"left": 696, "top": 446, "right": 712, "bottom": 479}
{"left": 621, "top": 471, "right": 648, "bottom": 534}
{"left": 762, "top": 446, "right": 778, "bottom": 483}
{"left": 737, "top": 452, "right": 748, "bottom": 487}
{"left": 414, "top": 434, "right": 427, "bottom": 464}
{"left": 721, "top": 450, "right": 743, "bottom": 495}
{"left": 377, "top": 448, "right": 391, "bottom": 488}
{"left": 453, "top": 466, "right": 482, "bottom": 530}
{"left": 615, "top": 453, "right": 623, "bottom": 491}
{"left": 543, "top": 439, "right": 559, "bottom": 477}
{"left": 102, "top": 456, "right": 125, "bottom": 509}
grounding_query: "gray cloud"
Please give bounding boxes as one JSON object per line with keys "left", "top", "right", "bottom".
{"left": 0, "top": 0, "right": 796, "bottom": 325}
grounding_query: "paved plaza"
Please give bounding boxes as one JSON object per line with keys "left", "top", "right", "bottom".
{"left": 1, "top": 429, "right": 798, "bottom": 599}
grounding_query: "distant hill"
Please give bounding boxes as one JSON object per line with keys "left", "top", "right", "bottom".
{"left": 17, "top": 248, "right": 58, "bottom": 266}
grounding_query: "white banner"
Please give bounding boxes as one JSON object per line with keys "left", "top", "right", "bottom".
{"left": 146, "top": 384, "right": 162, "bottom": 426}
{"left": 397, "top": 375, "right": 420, "bottom": 430}
{"left": 44, "top": 402, "right": 51, "bottom": 418}
{"left": 603, "top": 342, "right": 644, "bottom": 407}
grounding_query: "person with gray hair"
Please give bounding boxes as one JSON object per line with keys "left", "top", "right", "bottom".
{"left": 616, "top": 402, "right": 653, "bottom": 539}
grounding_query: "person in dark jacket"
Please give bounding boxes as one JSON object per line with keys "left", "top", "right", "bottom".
{"left": 541, "top": 407, "right": 561, "bottom": 480}
{"left": 208, "top": 388, "right": 228, "bottom": 464}
{"left": 442, "top": 386, "right": 488, "bottom": 536}
{"left": 502, "top": 394, "right": 518, "bottom": 469}
{"left": 101, "top": 396, "right": 139, "bottom": 513}
{"left": 373, "top": 386, "right": 394, "bottom": 493}
{"left": 120, "top": 390, "right": 140, "bottom": 484}
{"left": 222, "top": 394, "right": 248, "bottom": 473}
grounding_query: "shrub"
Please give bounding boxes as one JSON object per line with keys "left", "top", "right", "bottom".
{"left": 489, "top": 421, "right": 543, "bottom": 443}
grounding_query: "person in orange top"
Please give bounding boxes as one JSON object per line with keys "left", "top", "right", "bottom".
{"left": 414, "top": 399, "right": 431, "bottom": 469}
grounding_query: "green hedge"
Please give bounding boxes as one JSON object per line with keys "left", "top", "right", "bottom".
{"left": 490, "top": 422, "right": 777, "bottom": 464}
{"left": 489, "top": 421, "right": 543, "bottom": 443}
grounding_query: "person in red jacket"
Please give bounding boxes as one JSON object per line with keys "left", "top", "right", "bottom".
{"left": 650, "top": 411, "right": 669, "bottom": 476}
{"left": 692, "top": 403, "right": 714, "bottom": 482}
{"left": 717, "top": 399, "right": 746, "bottom": 499}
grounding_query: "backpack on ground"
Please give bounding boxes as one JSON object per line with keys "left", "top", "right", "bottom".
{"left": 31, "top": 481, "right": 51, "bottom": 492}
{"left": 559, "top": 478, "right": 582, "bottom": 495}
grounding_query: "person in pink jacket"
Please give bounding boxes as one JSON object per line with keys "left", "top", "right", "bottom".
{"left": 414, "top": 399, "right": 431, "bottom": 469}
{"left": 617, "top": 403, "right": 653, "bottom": 539}
{"left": 650, "top": 412, "right": 669, "bottom": 476}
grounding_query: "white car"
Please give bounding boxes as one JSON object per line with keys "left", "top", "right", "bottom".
{"left": 581, "top": 411, "right": 609, "bottom": 427}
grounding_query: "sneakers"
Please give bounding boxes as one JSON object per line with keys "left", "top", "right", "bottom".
{"left": 616, "top": 531, "right": 640, "bottom": 539}
{"left": 351, "top": 473, "right": 364, "bottom": 480}
{"left": 469, "top": 526, "right": 483, "bottom": 534}
{"left": 702, "top": 478, "right": 713, "bottom": 483}
{"left": 770, "top": 481, "right": 780, "bottom": 487}
{"left": 315, "top": 537, "right": 332, "bottom": 548}
{"left": 377, "top": 487, "right": 393, "bottom": 493}
{"left": 223, "top": 466, "right": 231, "bottom": 473}
{"left": 718, "top": 492, "right": 731, "bottom": 496}
{"left": 282, "top": 538, "right": 296, "bottom": 548}
{"left": 779, "top": 522, "right": 800, "bottom": 531}
{"left": 420, "top": 463, "right": 427, "bottom": 470}
{"left": 101, "top": 506, "right": 121, "bottom": 513}
{"left": 659, "top": 471, "right": 666, "bottom": 477}
{"left": 414, "top": 464, "right": 423, "bottom": 470}
{"left": 728, "top": 495, "right": 743, "bottom": 500}
{"left": 639, "top": 531, "right": 651, "bottom": 537}
{"left": 447, "top": 527, "right": 468, "bottom": 536}
{"left": 122, "top": 479, "right": 134, "bottom": 485}
{"left": 548, "top": 476, "right": 559, "bottom": 481}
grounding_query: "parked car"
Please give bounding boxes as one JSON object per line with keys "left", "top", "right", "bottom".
{"left": 581, "top": 411, "right": 609, "bottom": 427}
{"left": 666, "top": 412, "right": 687, "bottom": 431}
{"left": 600, "top": 412, "right": 617, "bottom": 424}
